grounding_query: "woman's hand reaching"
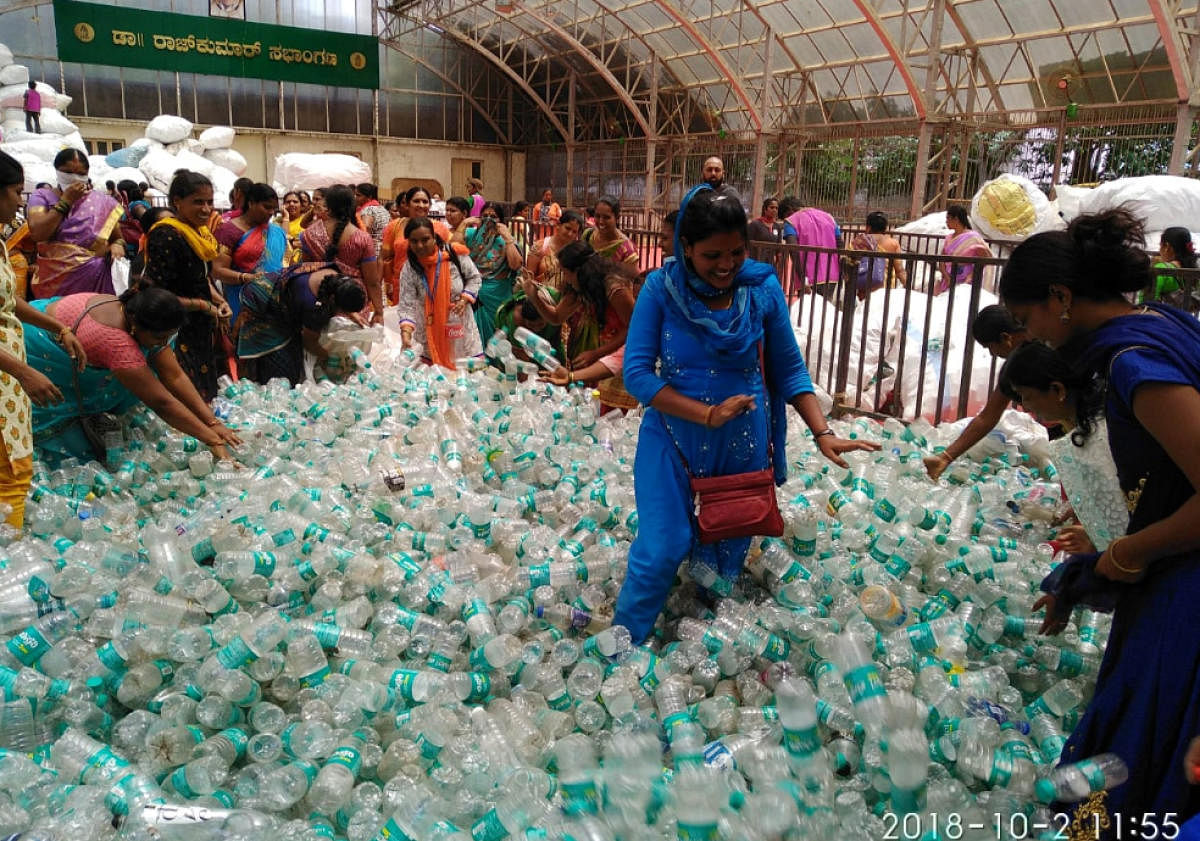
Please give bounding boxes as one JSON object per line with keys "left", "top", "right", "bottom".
{"left": 815, "top": 434, "right": 881, "bottom": 468}
{"left": 1055, "top": 524, "right": 1096, "bottom": 554}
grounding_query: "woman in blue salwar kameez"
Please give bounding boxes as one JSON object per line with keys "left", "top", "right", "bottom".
{"left": 1002, "top": 208, "right": 1200, "bottom": 838}
{"left": 613, "top": 186, "right": 875, "bottom": 644}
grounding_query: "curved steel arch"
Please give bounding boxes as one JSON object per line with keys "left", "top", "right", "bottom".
{"left": 848, "top": 0, "right": 927, "bottom": 120}
{"left": 510, "top": 2, "right": 653, "bottom": 137}
{"left": 420, "top": 24, "right": 572, "bottom": 141}
{"left": 1149, "top": 0, "right": 1193, "bottom": 102}
{"left": 380, "top": 40, "right": 512, "bottom": 145}
{"left": 650, "top": 0, "right": 763, "bottom": 132}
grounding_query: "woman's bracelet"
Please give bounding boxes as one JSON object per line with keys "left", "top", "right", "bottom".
{"left": 814, "top": 428, "right": 835, "bottom": 439}
{"left": 55, "top": 326, "right": 72, "bottom": 345}
{"left": 703, "top": 405, "right": 716, "bottom": 428}
{"left": 1107, "top": 537, "right": 1143, "bottom": 574}
{"left": 206, "top": 418, "right": 222, "bottom": 427}
{"left": 52, "top": 201, "right": 70, "bottom": 216}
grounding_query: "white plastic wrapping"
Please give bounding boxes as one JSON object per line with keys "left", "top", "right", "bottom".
{"left": 198, "top": 125, "right": 236, "bottom": 150}
{"left": 145, "top": 114, "right": 194, "bottom": 144}
{"left": 203, "top": 147, "right": 247, "bottom": 176}
{"left": 272, "top": 152, "right": 371, "bottom": 192}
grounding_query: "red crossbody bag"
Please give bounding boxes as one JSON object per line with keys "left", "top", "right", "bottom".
{"left": 666, "top": 342, "right": 784, "bottom": 544}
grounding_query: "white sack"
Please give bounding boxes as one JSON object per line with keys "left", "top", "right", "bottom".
{"left": 878, "top": 287, "right": 1000, "bottom": 423}
{"left": 272, "top": 153, "right": 370, "bottom": 192}
{"left": 0, "top": 82, "right": 70, "bottom": 112}
{"left": 896, "top": 211, "right": 950, "bottom": 238}
{"left": 145, "top": 114, "right": 193, "bottom": 144}
{"left": 199, "top": 126, "right": 235, "bottom": 150}
{"left": 0, "top": 137, "right": 62, "bottom": 163}
{"left": 0, "top": 44, "right": 14, "bottom": 69}
{"left": 210, "top": 167, "right": 238, "bottom": 211}
{"left": 107, "top": 166, "right": 146, "bottom": 187}
{"left": 1075, "top": 175, "right": 1200, "bottom": 249}
{"left": 37, "top": 109, "right": 77, "bottom": 136}
{"left": 162, "top": 141, "right": 189, "bottom": 156}
{"left": 59, "top": 131, "right": 86, "bottom": 153}
{"left": 185, "top": 138, "right": 205, "bottom": 156}
{"left": 20, "top": 161, "right": 56, "bottom": 194}
{"left": 203, "top": 147, "right": 247, "bottom": 176}
{"left": 0, "top": 65, "right": 29, "bottom": 87}
{"left": 138, "top": 149, "right": 182, "bottom": 192}
{"left": 172, "top": 149, "right": 216, "bottom": 179}
{"left": 88, "top": 155, "right": 113, "bottom": 179}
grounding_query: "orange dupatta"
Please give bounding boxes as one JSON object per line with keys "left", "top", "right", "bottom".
{"left": 418, "top": 247, "right": 455, "bottom": 370}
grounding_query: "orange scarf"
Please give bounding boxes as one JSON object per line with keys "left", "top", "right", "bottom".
{"left": 419, "top": 247, "right": 455, "bottom": 370}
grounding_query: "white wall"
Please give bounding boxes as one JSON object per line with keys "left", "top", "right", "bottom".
{"left": 72, "top": 116, "right": 527, "bottom": 201}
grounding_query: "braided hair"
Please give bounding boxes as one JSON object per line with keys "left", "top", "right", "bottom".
{"left": 322, "top": 185, "right": 359, "bottom": 263}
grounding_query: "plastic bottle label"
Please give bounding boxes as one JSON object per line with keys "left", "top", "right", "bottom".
{"left": 215, "top": 637, "right": 258, "bottom": 670}
{"left": 908, "top": 623, "right": 937, "bottom": 653}
{"left": 26, "top": 575, "right": 51, "bottom": 603}
{"left": 782, "top": 724, "right": 821, "bottom": 758}
{"left": 251, "top": 552, "right": 276, "bottom": 577}
{"left": 375, "top": 817, "right": 418, "bottom": 841}
{"left": 299, "top": 665, "right": 331, "bottom": 688}
{"left": 843, "top": 664, "right": 887, "bottom": 704}
{"left": 1054, "top": 650, "right": 1085, "bottom": 677}
{"left": 677, "top": 823, "right": 720, "bottom": 841}
{"left": 312, "top": 623, "right": 342, "bottom": 649}
{"left": 219, "top": 727, "right": 249, "bottom": 758}
{"left": 462, "top": 599, "right": 490, "bottom": 623}
{"left": 96, "top": 641, "right": 127, "bottom": 671}
{"left": 81, "top": 745, "right": 132, "bottom": 783}
{"left": 1077, "top": 759, "right": 1108, "bottom": 791}
{"left": 762, "top": 634, "right": 790, "bottom": 662}
{"left": 560, "top": 779, "right": 599, "bottom": 815}
{"left": 470, "top": 808, "right": 510, "bottom": 841}
{"left": 528, "top": 564, "right": 551, "bottom": 589}
{"left": 6, "top": 626, "right": 52, "bottom": 666}
{"left": 191, "top": 537, "right": 215, "bottom": 563}
{"left": 325, "top": 746, "right": 362, "bottom": 775}
{"left": 169, "top": 765, "right": 198, "bottom": 798}
{"left": 390, "top": 669, "right": 419, "bottom": 703}
{"left": 464, "top": 672, "right": 492, "bottom": 703}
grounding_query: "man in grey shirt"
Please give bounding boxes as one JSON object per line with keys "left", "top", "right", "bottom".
{"left": 702, "top": 156, "right": 742, "bottom": 205}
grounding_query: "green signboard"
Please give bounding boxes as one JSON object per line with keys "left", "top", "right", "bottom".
{"left": 52, "top": 0, "right": 379, "bottom": 90}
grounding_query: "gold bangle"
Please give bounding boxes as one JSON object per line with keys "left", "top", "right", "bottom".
{"left": 1107, "top": 537, "right": 1142, "bottom": 574}
{"left": 704, "top": 405, "right": 715, "bottom": 427}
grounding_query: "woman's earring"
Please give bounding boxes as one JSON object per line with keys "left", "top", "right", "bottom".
{"left": 1060, "top": 307, "right": 1071, "bottom": 323}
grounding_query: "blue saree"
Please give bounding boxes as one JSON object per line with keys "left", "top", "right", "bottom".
{"left": 1053, "top": 303, "right": 1200, "bottom": 837}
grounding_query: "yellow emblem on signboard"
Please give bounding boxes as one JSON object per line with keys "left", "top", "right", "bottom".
{"left": 350, "top": 51, "right": 367, "bottom": 70}
{"left": 73, "top": 22, "right": 96, "bottom": 43}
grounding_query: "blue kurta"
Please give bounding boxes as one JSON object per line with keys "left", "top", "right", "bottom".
{"left": 613, "top": 266, "right": 813, "bottom": 643}
{"left": 1054, "top": 304, "right": 1200, "bottom": 836}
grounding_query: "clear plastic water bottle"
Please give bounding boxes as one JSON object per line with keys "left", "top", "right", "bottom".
{"left": 1034, "top": 753, "right": 1128, "bottom": 803}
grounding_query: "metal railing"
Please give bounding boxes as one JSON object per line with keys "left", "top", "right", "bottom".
{"left": 507, "top": 218, "right": 1200, "bottom": 424}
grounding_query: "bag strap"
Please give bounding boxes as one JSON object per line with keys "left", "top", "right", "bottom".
{"left": 662, "top": 339, "right": 772, "bottom": 478}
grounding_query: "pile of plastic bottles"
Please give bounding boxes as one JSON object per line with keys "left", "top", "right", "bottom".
{"left": 0, "top": 349, "right": 1121, "bottom": 840}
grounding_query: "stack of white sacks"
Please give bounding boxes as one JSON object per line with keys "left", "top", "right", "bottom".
{"left": 0, "top": 42, "right": 248, "bottom": 209}
{"left": 0, "top": 43, "right": 87, "bottom": 193}
{"left": 101, "top": 116, "right": 246, "bottom": 209}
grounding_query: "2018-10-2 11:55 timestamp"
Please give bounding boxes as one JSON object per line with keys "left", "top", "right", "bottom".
{"left": 883, "top": 811, "right": 1182, "bottom": 839}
